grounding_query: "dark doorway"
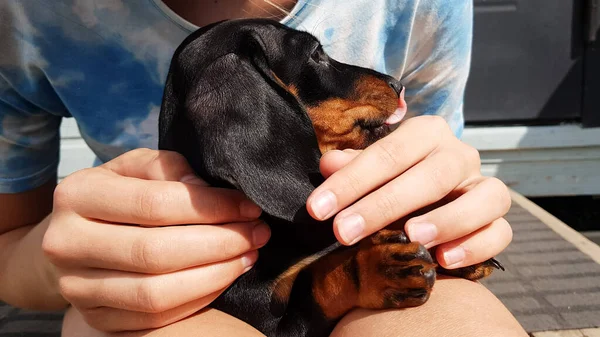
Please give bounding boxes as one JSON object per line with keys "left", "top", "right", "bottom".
{"left": 464, "top": 0, "right": 599, "bottom": 127}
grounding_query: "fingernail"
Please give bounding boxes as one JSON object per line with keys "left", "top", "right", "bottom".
{"left": 241, "top": 251, "right": 258, "bottom": 272}
{"left": 252, "top": 223, "right": 271, "bottom": 246}
{"left": 337, "top": 213, "right": 365, "bottom": 245}
{"left": 311, "top": 190, "right": 337, "bottom": 219}
{"left": 180, "top": 174, "right": 209, "bottom": 186}
{"left": 240, "top": 199, "right": 262, "bottom": 218}
{"left": 406, "top": 223, "right": 438, "bottom": 247}
{"left": 443, "top": 246, "right": 466, "bottom": 267}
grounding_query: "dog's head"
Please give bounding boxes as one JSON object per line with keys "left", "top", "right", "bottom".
{"left": 159, "top": 19, "right": 406, "bottom": 227}
{"left": 250, "top": 24, "right": 406, "bottom": 153}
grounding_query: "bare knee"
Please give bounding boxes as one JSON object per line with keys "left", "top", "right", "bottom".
{"left": 62, "top": 306, "right": 265, "bottom": 337}
{"left": 331, "top": 277, "right": 528, "bottom": 337}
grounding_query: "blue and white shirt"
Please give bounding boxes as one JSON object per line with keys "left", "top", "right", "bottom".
{"left": 0, "top": 0, "right": 473, "bottom": 193}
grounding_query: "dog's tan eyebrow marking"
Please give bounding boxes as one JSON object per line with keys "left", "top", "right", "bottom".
{"left": 270, "top": 71, "right": 287, "bottom": 88}
{"left": 287, "top": 85, "right": 299, "bottom": 97}
{"left": 270, "top": 71, "right": 301, "bottom": 99}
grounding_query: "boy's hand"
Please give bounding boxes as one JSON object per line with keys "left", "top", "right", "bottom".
{"left": 308, "top": 116, "right": 512, "bottom": 269}
{"left": 43, "top": 149, "right": 270, "bottom": 332}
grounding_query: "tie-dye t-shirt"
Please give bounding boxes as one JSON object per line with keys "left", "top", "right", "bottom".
{"left": 0, "top": 0, "right": 472, "bottom": 193}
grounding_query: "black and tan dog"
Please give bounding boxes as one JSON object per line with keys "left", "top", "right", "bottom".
{"left": 158, "top": 19, "right": 502, "bottom": 337}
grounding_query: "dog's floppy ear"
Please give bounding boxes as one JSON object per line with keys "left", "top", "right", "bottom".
{"left": 159, "top": 32, "right": 324, "bottom": 223}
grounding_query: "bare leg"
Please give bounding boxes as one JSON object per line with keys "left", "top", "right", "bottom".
{"left": 63, "top": 277, "right": 527, "bottom": 337}
{"left": 62, "top": 306, "right": 265, "bottom": 337}
{"left": 331, "top": 276, "right": 528, "bottom": 337}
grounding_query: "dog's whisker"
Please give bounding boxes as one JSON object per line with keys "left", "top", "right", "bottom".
{"left": 263, "top": 0, "right": 293, "bottom": 17}
{"left": 330, "top": 63, "right": 342, "bottom": 73}
{"left": 309, "top": 14, "right": 328, "bottom": 37}
{"left": 248, "top": 0, "right": 285, "bottom": 19}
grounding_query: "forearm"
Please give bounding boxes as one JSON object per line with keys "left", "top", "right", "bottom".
{"left": 0, "top": 214, "right": 68, "bottom": 310}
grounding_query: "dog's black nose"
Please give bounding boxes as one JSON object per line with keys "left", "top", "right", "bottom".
{"left": 388, "top": 80, "right": 404, "bottom": 97}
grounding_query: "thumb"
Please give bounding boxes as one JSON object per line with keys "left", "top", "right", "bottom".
{"left": 319, "top": 149, "right": 361, "bottom": 178}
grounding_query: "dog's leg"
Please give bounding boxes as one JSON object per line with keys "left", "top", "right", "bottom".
{"left": 269, "top": 229, "right": 504, "bottom": 337}
{"left": 307, "top": 229, "right": 437, "bottom": 322}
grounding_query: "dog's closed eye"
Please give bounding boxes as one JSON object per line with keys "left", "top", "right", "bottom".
{"left": 267, "top": 38, "right": 405, "bottom": 153}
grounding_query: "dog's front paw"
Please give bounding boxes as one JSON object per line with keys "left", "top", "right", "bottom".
{"left": 355, "top": 229, "right": 437, "bottom": 309}
{"left": 437, "top": 258, "right": 504, "bottom": 281}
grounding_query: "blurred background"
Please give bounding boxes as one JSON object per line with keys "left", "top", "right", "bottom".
{"left": 462, "top": 0, "right": 600, "bottom": 244}
{"left": 462, "top": 2, "right": 600, "bottom": 334}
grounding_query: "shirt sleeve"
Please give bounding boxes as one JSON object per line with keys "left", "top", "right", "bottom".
{"left": 0, "top": 80, "right": 62, "bottom": 194}
{"left": 401, "top": 0, "right": 473, "bottom": 138}
{"left": 0, "top": 1, "right": 64, "bottom": 193}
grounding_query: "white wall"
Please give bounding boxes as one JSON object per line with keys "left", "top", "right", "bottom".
{"left": 58, "top": 118, "right": 95, "bottom": 179}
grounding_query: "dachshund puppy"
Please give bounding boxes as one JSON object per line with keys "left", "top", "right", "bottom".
{"left": 158, "top": 18, "right": 502, "bottom": 337}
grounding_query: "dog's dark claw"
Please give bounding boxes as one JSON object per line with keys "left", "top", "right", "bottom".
{"left": 353, "top": 230, "right": 437, "bottom": 311}
{"left": 436, "top": 257, "right": 503, "bottom": 280}
{"left": 372, "top": 230, "right": 409, "bottom": 244}
{"left": 489, "top": 258, "right": 505, "bottom": 271}
{"left": 390, "top": 244, "right": 433, "bottom": 264}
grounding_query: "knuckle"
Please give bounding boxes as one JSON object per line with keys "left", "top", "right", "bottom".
{"left": 53, "top": 170, "right": 87, "bottom": 209}
{"left": 428, "top": 115, "right": 452, "bottom": 132}
{"left": 160, "top": 150, "right": 188, "bottom": 168}
{"left": 115, "top": 148, "right": 157, "bottom": 167}
{"left": 41, "top": 229, "right": 64, "bottom": 263}
{"left": 52, "top": 181, "right": 72, "bottom": 208}
{"left": 129, "top": 147, "right": 154, "bottom": 158}
{"left": 54, "top": 168, "right": 105, "bottom": 209}
{"left": 210, "top": 192, "right": 243, "bottom": 222}
{"left": 145, "top": 149, "right": 163, "bottom": 167}
{"left": 136, "top": 279, "right": 166, "bottom": 313}
{"left": 136, "top": 186, "right": 169, "bottom": 223}
{"left": 131, "top": 234, "right": 166, "bottom": 273}
{"left": 208, "top": 195, "right": 228, "bottom": 220}
{"left": 426, "top": 164, "right": 454, "bottom": 197}
{"left": 218, "top": 225, "right": 257, "bottom": 257}
{"left": 487, "top": 177, "right": 512, "bottom": 213}
{"left": 144, "top": 149, "right": 163, "bottom": 165}
{"left": 42, "top": 216, "right": 75, "bottom": 264}
{"left": 340, "top": 170, "right": 363, "bottom": 196}
{"left": 372, "top": 139, "right": 401, "bottom": 168}
{"left": 447, "top": 204, "right": 467, "bottom": 227}
{"left": 405, "top": 116, "right": 453, "bottom": 147}
{"left": 461, "top": 143, "right": 481, "bottom": 170}
{"left": 57, "top": 275, "right": 80, "bottom": 302}
{"left": 211, "top": 234, "right": 238, "bottom": 258}
{"left": 148, "top": 150, "right": 193, "bottom": 180}
{"left": 495, "top": 217, "right": 514, "bottom": 248}
{"left": 413, "top": 115, "right": 451, "bottom": 136}
{"left": 375, "top": 192, "right": 400, "bottom": 224}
